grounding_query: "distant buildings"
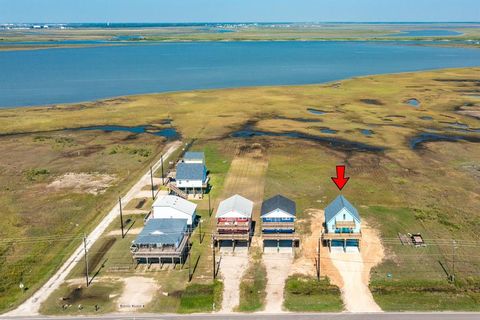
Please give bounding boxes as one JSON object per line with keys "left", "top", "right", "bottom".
{"left": 322, "top": 195, "right": 362, "bottom": 251}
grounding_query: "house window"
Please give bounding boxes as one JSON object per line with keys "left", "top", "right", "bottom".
{"left": 343, "top": 213, "right": 346, "bottom": 220}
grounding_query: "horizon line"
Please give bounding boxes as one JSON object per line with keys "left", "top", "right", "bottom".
{"left": 2, "top": 21, "right": 480, "bottom": 24}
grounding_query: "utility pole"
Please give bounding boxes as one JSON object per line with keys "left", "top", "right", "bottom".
{"left": 83, "top": 234, "right": 89, "bottom": 287}
{"left": 317, "top": 237, "right": 321, "bottom": 281}
{"left": 150, "top": 166, "right": 155, "bottom": 200}
{"left": 212, "top": 235, "right": 216, "bottom": 279}
{"left": 119, "top": 197, "right": 124, "bottom": 238}
{"left": 161, "top": 155, "right": 165, "bottom": 185}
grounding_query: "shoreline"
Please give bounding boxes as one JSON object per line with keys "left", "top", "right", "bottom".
{"left": 1, "top": 37, "right": 479, "bottom": 52}
{"left": 0, "top": 65, "right": 479, "bottom": 113}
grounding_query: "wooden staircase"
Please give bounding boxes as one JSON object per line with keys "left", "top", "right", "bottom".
{"left": 167, "top": 182, "right": 188, "bottom": 199}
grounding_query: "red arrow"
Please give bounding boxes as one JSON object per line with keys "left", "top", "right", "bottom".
{"left": 331, "top": 165, "right": 349, "bottom": 191}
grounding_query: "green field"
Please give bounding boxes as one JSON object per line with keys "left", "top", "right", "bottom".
{"left": 1, "top": 67, "right": 480, "bottom": 313}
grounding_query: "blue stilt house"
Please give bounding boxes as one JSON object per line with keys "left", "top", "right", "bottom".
{"left": 322, "top": 195, "right": 362, "bottom": 251}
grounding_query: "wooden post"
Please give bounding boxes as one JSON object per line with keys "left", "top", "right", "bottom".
{"left": 317, "top": 237, "right": 321, "bottom": 281}
{"left": 150, "top": 166, "right": 155, "bottom": 200}
{"left": 119, "top": 197, "right": 124, "bottom": 239}
{"left": 83, "top": 234, "right": 89, "bottom": 287}
{"left": 199, "top": 220, "right": 202, "bottom": 244}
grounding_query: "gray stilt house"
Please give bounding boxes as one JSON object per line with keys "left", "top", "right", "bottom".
{"left": 261, "top": 194, "right": 299, "bottom": 249}
{"left": 131, "top": 218, "right": 190, "bottom": 264}
{"left": 321, "top": 195, "right": 362, "bottom": 251}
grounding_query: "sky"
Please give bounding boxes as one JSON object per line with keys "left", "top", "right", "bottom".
{"left": 1, "top": 0, "right": 479, "bottom": 23}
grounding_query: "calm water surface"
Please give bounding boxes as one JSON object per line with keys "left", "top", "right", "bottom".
{"left": 1, "top": 41, "right": 480, "bottom": 108}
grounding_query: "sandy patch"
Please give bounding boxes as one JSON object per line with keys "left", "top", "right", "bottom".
{"left": 107, "top": 227, "right": 143, "bottom": 236}
{"left": 218, "top": 251, "right": 250, "bottom": 313}
{"left": 117, "top": 276, "right": 158, "bottom": 312}
{"left": 290, "top": 209, "right": 341, "bottom": 284}
{"left": 262, "top": 252, "right": 293, "bottom": 313}
{"left": 47, "top": 172, "right": 116, "bottom": 195}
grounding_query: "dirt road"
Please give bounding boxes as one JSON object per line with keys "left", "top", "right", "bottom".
{"left": 6, "top": 141, "right": 182, "bottom": 316}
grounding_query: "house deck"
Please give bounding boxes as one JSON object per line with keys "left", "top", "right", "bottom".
{"left": 132, "top": 233, "right": 190, "bottom": 264}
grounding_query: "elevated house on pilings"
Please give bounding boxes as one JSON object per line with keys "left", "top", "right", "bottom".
{"left": 151, "top": 195, "right": 197, "bottom": 227}
{"left": 172, "top": 152, "right": 209, "bottom": 198}
{"left": 214, "top": 194, "right": 253, "bottom": 249}
{"left": 131, "top": 218, "right": 190, "bottom": 265}
{"left": 321, "top": 195, "right": 362, "bottom": 252}
{"left": 261, "top": 194, "right": 299, "bottom": 250}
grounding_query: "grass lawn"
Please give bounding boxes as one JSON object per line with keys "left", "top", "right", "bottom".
{"left": 371, "top": 279, "right": 480, "bottom": 311}
{"left": 178, "top": 281, "right": 223, "bottom": 313}
{"left": 238, "top": 250, "right": 267, "bottom": 312}
{"left": 283, "top": 275, "right": 343, "bottom": 312}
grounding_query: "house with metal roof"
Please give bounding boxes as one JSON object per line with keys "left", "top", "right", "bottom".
{"left": 261, "top": 194, "right": 296, "bottom": 222}
{"left": 261, "top": 195, "right": 299, "bottom": 249}
{"left": 151, "top": 195, "right": 197, "bottom": 226}
{"left": 173, "top": 151, "right": 209, "bottom": 198}
{"left": 322, "top": 195, "right": 362, "bottom": 251}
{"left": 182, "top": 151, "right": 205, "bottom": 164}
{"left": 131, "top": 218, "right": 190, "bottom": 264}
{"left": 214, "top": 195, "right": 253, "bottom": 247}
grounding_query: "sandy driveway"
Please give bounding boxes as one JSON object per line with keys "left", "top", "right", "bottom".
{"left": 330, "top": 251, "right": 381, "bottom": 312}
{"left": 329, "top": 221, "right": 384, "bottom": 312}
{"left": 7, "top": 141, "right": 182, "bottom": 316}
{"left": 262, "top": 252, "right": 293, "bottom": 313}
{"left": 218, "top": 250, "right": 250, "bottom": 313}
{"left": 118, "top": 277, "right": 158, "bottom": 312}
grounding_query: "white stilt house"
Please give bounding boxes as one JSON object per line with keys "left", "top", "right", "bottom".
{"left": 174, "top": 151, "right": 209, "bottom": 197}
{"left": 151, "top": 195, "right": 197, "bottom": 226}
{"left": 214, "top": 194, "right": 253, "bottom": 248}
